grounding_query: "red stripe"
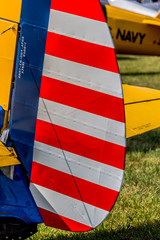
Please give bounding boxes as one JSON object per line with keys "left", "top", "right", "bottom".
{"left": 35, "top": 120, "right": 125, "bottom": 170}
{"left": 31, "top": 162, "right": 119, "bottom": 211}
{"left": 50, "top": 0, "right": 106, "bottom": 22}
{"left": 45, "top": 32, "right": 119, "bottom": 73}
{"left": 39, "top": 207, "right": 92, "bottom": 231}
{"left": 40, "top": 76, "right": 125, "bottom": 122}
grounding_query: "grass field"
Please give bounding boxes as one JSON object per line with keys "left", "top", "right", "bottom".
{"left": 29, "top": 55, "right": 160, "bottom": 240}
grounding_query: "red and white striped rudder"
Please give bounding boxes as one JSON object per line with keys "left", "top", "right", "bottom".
{"left": 30, "top": 0, "right": 126, "bottom": 232}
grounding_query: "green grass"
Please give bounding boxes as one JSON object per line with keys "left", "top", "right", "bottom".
{"left": 118, "top": 55, "right": 160, "bottom": 89}
{"left": 28, "top": 55, "right": 160, "bottom": 240}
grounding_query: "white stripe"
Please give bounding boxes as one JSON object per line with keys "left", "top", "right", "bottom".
{"left": 33, "top": 141, "right": 124, "bottom": 192}
{"left": 48, "top": 9, "right": 114, "bottom": 48}
{"left": 30, "top": 183, "right": 108, "bottom": 228}
{"left": 37, "top": 99, "right": 126, "bottom": 147}
{"left": 43, "top": 55, "right": 123, "bottom": 99}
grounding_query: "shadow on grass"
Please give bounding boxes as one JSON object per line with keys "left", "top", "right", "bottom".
{"left": 117, "top": 56, "right": 137, "bottom": 61}
{"left": 127, "top": 129, "right": 160, "bottom": 154}
{"left": 121, "top": 72, "right": 160, "bottom": 76}
{"left": 50, "top": 221, "right": 160, "bottom": 240}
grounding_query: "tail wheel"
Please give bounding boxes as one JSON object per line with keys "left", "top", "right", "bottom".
{"left": 0, "top": 218, "right": 37, "bottom": 240}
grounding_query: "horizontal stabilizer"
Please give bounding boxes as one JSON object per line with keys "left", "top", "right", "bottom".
{"left": 123, "top": 84, "right": 160, "bottom": 138}
{"left": 0, "top": 141, "right": 20, "bottom": 167}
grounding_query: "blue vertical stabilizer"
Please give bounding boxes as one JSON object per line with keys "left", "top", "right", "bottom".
{"left": 0, "top": 0, "right": 51, "bottom": 229}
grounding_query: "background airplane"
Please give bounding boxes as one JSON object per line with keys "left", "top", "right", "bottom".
{"left": 139, "top": 0, "right": 160, "bottom": 11}
{"left": 101, "top": 1, "right": 160, "bottom": 55}
{"left": 101, "top": 0, "right": 159, "bottom": 16}
{"left": 101, "top": 0, "right": 158, "bottom": 17}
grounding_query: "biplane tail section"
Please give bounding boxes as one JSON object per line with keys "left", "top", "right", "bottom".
{"left": 1, "top": 0, "right": 126, "bottom": 235}
{"left": 6, "top": 0, "right": 125, "bottom": 231}
{"left": 28, "top": 0, "right": 126, "bottom": 231}
{"left": 1, "top": 0, "right": 160, "bottom": 237}
{"left": 2, "top": 0, "right": 160, "bottom": 236}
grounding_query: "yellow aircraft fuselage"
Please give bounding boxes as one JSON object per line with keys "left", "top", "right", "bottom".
{"left": 0, "top": 0, "right": 22, "bottom": 167}
{"left": 0, "top": 0, "right": 22, "bottom": 127}
{"left": 104, "top": 5, "right": 160, "bottom": 55}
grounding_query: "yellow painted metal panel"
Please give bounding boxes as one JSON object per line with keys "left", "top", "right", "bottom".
{"left": 123, "top": 84, "right": 160, "bottom": 138}
{"left": 0, "top": 142, "right": 20, "bottom": 167}
{"left": 106, "top": 5, "right": 145, "bottom": 24}
{"left": 0, "top": 20, "right": 18, "bottom": 111}
{"left": 105, "top": 5, "right": 160, "bottom": 56}
{"left": 0, "top": 0, "right": 22, "bottom": 23}
{"left": 123, "top": 84, "right": 160, "bottom": 104}
{"left": 156, "top": 12, "right": 160, "bottom": 19}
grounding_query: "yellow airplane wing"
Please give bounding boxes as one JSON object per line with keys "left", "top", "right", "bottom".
{"left": 123, "top": 84, "right": 160, "bottom": 138}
